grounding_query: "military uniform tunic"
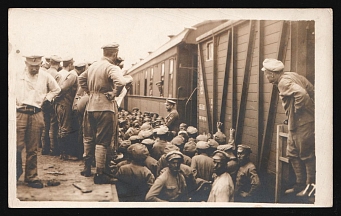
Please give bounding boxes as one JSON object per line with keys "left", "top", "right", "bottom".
{"left": 164, "top": 109, "right": 180, "bottom": 133}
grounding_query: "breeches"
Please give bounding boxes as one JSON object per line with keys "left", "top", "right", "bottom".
{"left": 287, "top": 122, "right": 315, "bottom": 161}
{"left": 16, "top": 111, "right": 44, "bottom": 181}
{"left": 55, "top": 103, "right": 73, "bottom": 138}
{"left": 83, "top": 111, "right": 114, "bottom": 149}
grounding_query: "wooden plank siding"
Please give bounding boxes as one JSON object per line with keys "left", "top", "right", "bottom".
{"left": 197, "top": 20, "right": 315, "bottom": 200}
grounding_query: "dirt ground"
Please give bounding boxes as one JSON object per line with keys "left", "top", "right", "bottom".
{"left": 16, "top": 149, "right": 118, "bottom": 202}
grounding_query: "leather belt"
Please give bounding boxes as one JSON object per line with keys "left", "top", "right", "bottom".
{"left": 17, "top": 105, "right": 41, "bottom": 114}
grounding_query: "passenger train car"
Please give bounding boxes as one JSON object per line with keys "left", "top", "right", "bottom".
{"left": 125, "top": 20, "right": 228, "bottom": 126}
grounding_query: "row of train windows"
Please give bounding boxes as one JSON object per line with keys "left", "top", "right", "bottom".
{"left": 133, "top": 58, "right": 174, "bottom": 98}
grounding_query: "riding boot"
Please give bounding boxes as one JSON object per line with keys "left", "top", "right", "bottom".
{"left": 80, "top": 157, "right": 92, "bottom": 177}
{"left": 81, "top": 143, "right": 93, "bottom": 177}
{"left": 285, "top": 157, "right": 306, "bottom": 194}
{"left": 297, "top": 157, "right": 316, "bottom": 197}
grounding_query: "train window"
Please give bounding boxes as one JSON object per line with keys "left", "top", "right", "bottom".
{"left": 207, "top": 41, "right": 213, "bottom": 61}
{"left": 169, "top": 59, "right": 174, "bottom": 98}
{"left": 150, "top": 67, "right": 153, "bottom": 96}
{"left": 144, "top": 70, "right": 148, "bottom": 96}
{"left": 161, "top": 62, "right": 165, "bottom": 77}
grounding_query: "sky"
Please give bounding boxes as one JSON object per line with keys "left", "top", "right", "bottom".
{"left": 8, "top": 8, "right": 238, "bottom": 70}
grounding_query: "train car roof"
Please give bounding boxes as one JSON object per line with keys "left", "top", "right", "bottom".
{"left": 127, "top": 19, "right": 228, "bottom": 74}
{"left": 196, "top": 19, "right": 245, "bottom": 42}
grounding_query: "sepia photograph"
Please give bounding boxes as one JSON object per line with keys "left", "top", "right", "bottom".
{"left": 8, "top": 8, "right": 333, "bottom": 208}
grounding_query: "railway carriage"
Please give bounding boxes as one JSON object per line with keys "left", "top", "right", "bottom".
{"left": 125, "top": 20, "right": 228, "bottom": 126}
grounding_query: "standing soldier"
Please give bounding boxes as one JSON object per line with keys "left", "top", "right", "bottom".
{"left": 70, "top": 62, "right": 87, "bottom": 160}
{"left": 16, "top": 55, "right": 61, "bottom": 188}
{"left": 54, "top": 57, "right": 78, "bottom": 160}
{"left": 164, "top": 99, "right": 180, "bottom": 134}
{"left": 261, "top": 58, "right": 315, "bottom": 196}
{"left": 78, "top": 42, "right": 133, "bottom": 184}
{"left": 41, "top": 55, "right": 62, "bottom": 155}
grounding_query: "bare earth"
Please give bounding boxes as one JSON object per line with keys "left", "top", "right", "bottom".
{"left": 16, "top": 150, "right": 118, "bottom": 202}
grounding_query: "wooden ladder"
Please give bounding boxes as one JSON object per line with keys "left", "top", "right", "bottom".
{"left": 275, "top": 124, "right": 289, "bottom": 203}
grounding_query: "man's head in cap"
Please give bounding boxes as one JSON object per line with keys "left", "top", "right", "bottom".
{"left": 102, "top": 42, "right": 120, "bottom": 63}
{"left": 165, "top": 99, "right": 176, "bottom": 112}
{"left": 217, "top": 144, "right": 236, "bottom": 159}
{"left": 129, "top": 135, "right": 140, "bottom": 144}
{"left": 261, "top": 58, "right": 285, "bottom": 85}
{"left": 25, "top": 55, "right": 44, "bottom": 75}
{"left": 165, "top": 150, "right": 184, "bottom": 174}
{"left": 139, "top": 130, "right": 154, "bottom": 139}
{"left": 156, "top": 126, "right": 169, "bottom": 139}
{"left": 171, "top": 136, "right": 185, "bottom": 149}
{"left": 74, "top": 61, "right": 87, "bottom": 75}
{"left": 212, "top": 150, "right": 230, "bottom": 176}
{"left": 186, "top": 126, "right": 198, "bottom": 138}
{"left": 164, "top": 143, "right": 180, "bottom": 155}
{"left": 196, "top": 141, "right": 210, "bottom": 155}
{"left": 132, "top": 107, "right": 139, "bottom": 113}
{"left": 196, "top": 134, "right": 209, "bottom": 142}
{"left": 115, "top": 56, "right": 125, "bottom": 69}
{"left": 213, "top": 131, "right": 227, "bottom": 145}
{"left": 117, "top": 140, "right": 132, "bottom": 154}
{"left": 178, "top": 130, "right": 188, "bottom": 142}
{"left": 183, "top": 141, "right": 197, "bottom": 158}
{"left": 50, "top": 55, "right": 62, "bottom": 69}
{"left": 179, "top": 123, "right": 188, "bottom": 131}
{"left": 141, "top": 138, "right": 155, "bottom": 151}
{"left": 127, "top": 143, "right": 149, "bottom": 164}
{"left": 237, "top": 144, "right": 252, "bottom": 165}
{"left": 62, "top": 56, "right": 75, "bottom": 71}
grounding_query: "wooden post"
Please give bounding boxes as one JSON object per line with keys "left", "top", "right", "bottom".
{"left": 235, "top": 20, "right": 256, "bottom": 144}
{"left": 212, "top": 35, "right": 218, "bottom": 133}
{"left": 219, "top": 30, "right": 232, "bottom": 129}
{"left": 258, "top": 21, "right": 290, "bottom": 172}
{"left": 257, "top": 20, "right": 264, "bottom": 164}
{"left": 231, "top": 25, "right": 237, "bottom": 129}
{"left": 198, "top": 44, "right": 212, "bottom": 133}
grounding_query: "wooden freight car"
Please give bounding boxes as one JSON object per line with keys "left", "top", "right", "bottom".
{"left": 125, "top": 20, "right": 227, "bottom": 126}
{"left": 196, "top": 20, "right": 314, "bottom": 202}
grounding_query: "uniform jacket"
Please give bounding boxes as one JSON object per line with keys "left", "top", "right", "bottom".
{"left": 54, "top": 69, "right": 78, "bottom": 106}
{"left": 16, "top": 68, "right": 61, "bottom": 109}
{"left": 191, "top": 154, "right": 214, "bottom": 181}
{"left": 207, "top": 172, "right": 234, "bottom": 202}
{"left": 46, "top": 67, "right": 61, "bottom": 83}
{"left": 144, "top": 155, "right": 158, "bottom": 178}
{"left": 115, "top": 163, "right": 155, "bottom": 202}
{"left": 235, "top": 161, "right": 260, "bottom": 197}
{"left": 277, "top": 72, "right": 314, "bottom": 130}
{"left": 145, "top": 167, "right": 188, "bottom": 202}
{"left": 78, "top": 57, "right": 127, "bottom": 112}
{"left": 165, "top": 109, "right": 180, "bottom": 133}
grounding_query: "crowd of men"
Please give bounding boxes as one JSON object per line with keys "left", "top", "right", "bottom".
{"left": 14, "top": 40, "right": 315, "bottom": 202}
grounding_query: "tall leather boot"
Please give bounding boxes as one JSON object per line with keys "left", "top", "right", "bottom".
{"left": 285, "top": 157, "right": 306, "bottom": 194}
{"left": 80, "top": 143, "right": 93, "bottom": 177}
{"left": 297, "top": 157, "right": 316, "bottom": 197}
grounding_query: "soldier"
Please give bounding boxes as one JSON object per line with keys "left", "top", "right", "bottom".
{"left": 207, "top": 150, "right": 234, "bottom": 202}
{"left": 234, "top": 145, "right": 261, "bottom": 202}
{"left": 150, "top": 126, "right": 169, "bottom": 161}
{"left": 183, "top": 140, "right": 197, "bottom": 158}
{"left": 54, "top": 57, "right": 78, "bottom": 160}
{"left": 16, "top": 55, "right": 61, "bottom": 188}
{"left": 217, "top": 144, "right": 239, "bottom": 183}
{"left": 78, "top": 42, "right": 133, "bottom": 184}
{"left": 191, "top": 141, "right": 214, "bottom": 182}
{"left": 41, "top": 55, "right": 62, "bottom": 155}
{"left": 186, "top": 126, "right": 198, "bottom": 142}
{"left": 261, "top": 58, "right": 315, "bottom": 197}
{"left": 115, "top": 143, "right": 155, "bottom": 202}
{"left": 145, "top": 151, "right": 189, "bottom": 202}
{"left": 164, "top": 99, "right": 180, "bottom": 134}
{"left": 70, "top": 61, "right": 87, "bottom": 160}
